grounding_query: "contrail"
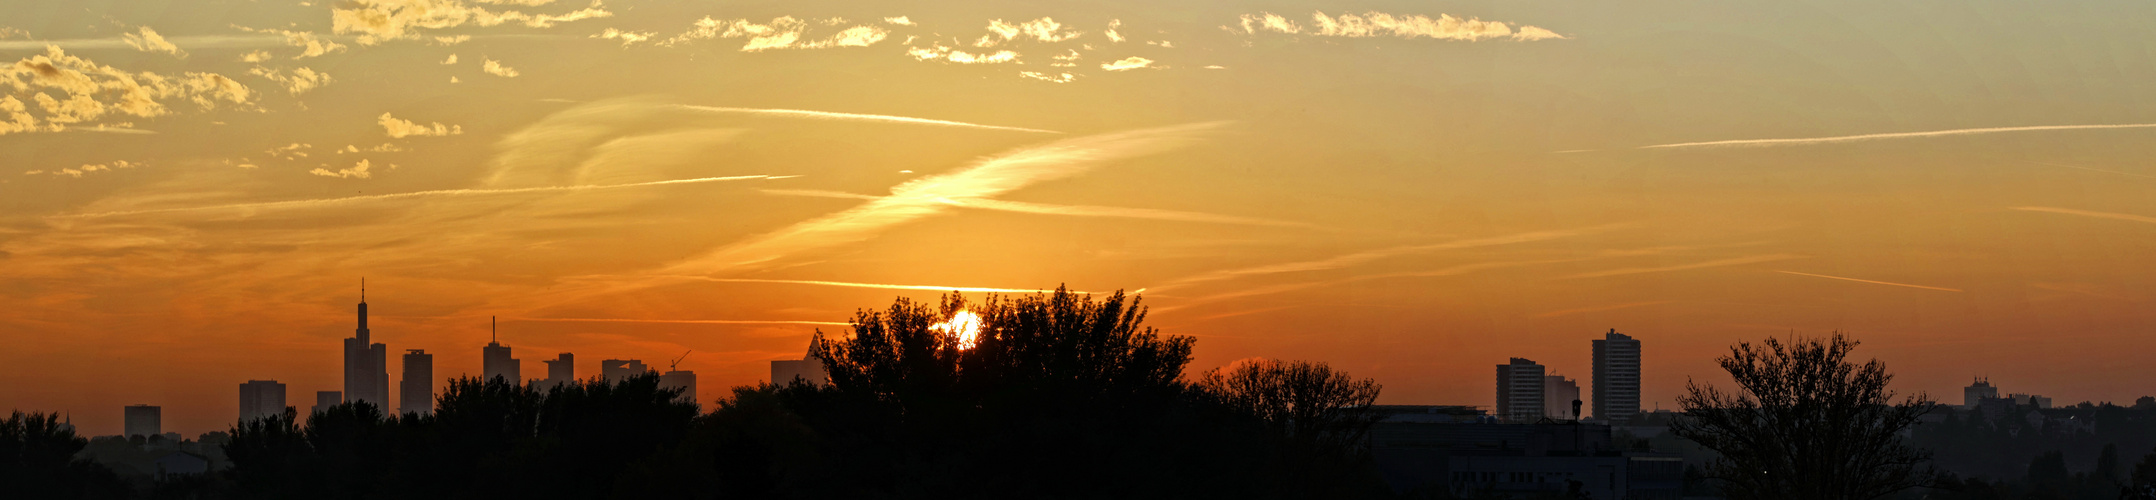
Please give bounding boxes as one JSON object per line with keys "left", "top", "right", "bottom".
{"left": 1640, "top": 123, "right": 2156, "bottom": 150}
{"left": 2030, "top": 161, "right": 2156, "bottom": 180}
{"left": 762, "top": 190, "right": 1310, "bottom": 227}
{"left": 2011, "top": 206, "right": 2156, "bottom": 225}
{"left": 687, "top": 277, "right": 1091, "bottom": 294}
{"left": 1564, "top": 254, "right": 1804, "bottom": 279}
{"left": 1534, "top": 301, "right": 1673, "bottom": 318}
{"left": 510, "top": 317, "right": 851, "bottom": 326}
{"left": 55, "top": 175, "right": 792, "bottom": 219}
{"left": 675, "top": 105, "right": 1061, "bottom": 134}
{"left": 1775, "top": 271, "right": 1963, "bottom": 292}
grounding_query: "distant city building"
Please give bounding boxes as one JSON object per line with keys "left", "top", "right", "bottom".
{"left": 238, "top": 380, "right": 286, "bottom": 422}
{"left": 542, "top": 353, "right": 575, "bottom": 388}
{"left": 661, "top": 370, "right": 698, "bottom": 406}
{"left": 400, "top": 349, "right": 433, "bottom": 415}
{"left": 1368, "top": 415, "right": 1681, "bottom": 498}
{"left": 2009, "top": 393, "right": 2053, "bottom": 409}
{"left": 770, "top": 337, "right": 829, "bottom": 386}
{"left": 482, "top": 316, "right": 521, "bottom": 384}
{"left": 124, "top": 405, "right": 161, "bottom": 438}
{"left": 1543, "top": 375, "right": 1581, "bottom": 420}
{"left": 1592, "top": 329, "right": 1642, "bottom": 422}
{"left": 313, "top": 391, "right": 342, "bottom": 414}
{"left": 344, "top": 282, "right": 389, "bottom": 408}
{"left": 601, "top": 359, "right": 648, "bottom": 383}
{"left": 1496, "top": 358, "right": 1546, "bottom": 422}
{"left": 1964, "top": 378, "right": 1999, "bottom": 409}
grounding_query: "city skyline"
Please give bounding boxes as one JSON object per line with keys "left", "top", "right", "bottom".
{"left": 8, "top": 0, "right": 2156, "bottom": 437}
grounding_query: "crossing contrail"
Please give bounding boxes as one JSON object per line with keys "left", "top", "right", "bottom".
{"left": 1640, "top": 123, "right": 2156, "bottom": 150}
{"left": 1775, "top": 270, "right": 1963, "bottom": 292}
{"left": 54, "top": 175, "right": 793, "bottom": 219}
{"left": 674, "top": 105, "right": 1061, "bottom": 134}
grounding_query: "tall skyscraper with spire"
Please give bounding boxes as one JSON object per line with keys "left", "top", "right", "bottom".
{"left": 344, "top": 279, "right": 389, "bottom": 407}
{"left": 483, "top": 316, "right": 521, "bottom": 384}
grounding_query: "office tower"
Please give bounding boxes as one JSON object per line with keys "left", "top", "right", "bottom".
{"left": 542, "top": 353, "right": 574, "bottom": 388}
{"left": 313, "top": 391, "right": 342, "bottom": 414}
{"left": 1543, "top": 375, "right": 1581, "bottom": 420}
{"left": 1592, "top": 329, "right": 1642, "bottom": 422}
{"left": 400, "top": 349, "right": 434, "bottom": 415}
{"left": 660, "top": 370, "right": 697, "bottom": 406}
{"left": 770, "top": 337, "right": 829, "bottom": 386}
{"left": 124, "top": 405, "right": 161, "bottom": 438}
{"left": 601, "top": 359, "right": 649, "bottom": 383}
{"left": 1495, "top": 358, "right": 1546, "bottom": 422}
{"left": 1964, "top": 378, "right": 1998, "bottom": 409}
{"left": 239, "top": 380, "right": 287, "bottom": 422}
{"left": 344, "top": 281, "right": 389, "bottom": 407}
{"left": 482, "top": 316, "right": 521, "bottom": 384}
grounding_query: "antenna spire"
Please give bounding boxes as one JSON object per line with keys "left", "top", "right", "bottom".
{"left": 492, "top": 316, "right": 497, "bottom": 343}
{"left": 360, "top": 277, "right": 365, "bottom": 302}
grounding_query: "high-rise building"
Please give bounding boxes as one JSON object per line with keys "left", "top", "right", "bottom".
{"left": 1496, "top": 358, "right": 1546, "bottom": 422}
{"left": 1543, "top": 375, "right": 1581, "bottom": 420}
{"left": 542, "top": 353, "right": 575, "bottom": 388}
{"left": 1963, "top": 378, "right": 1999, "bottom": 409}
{"left": 124, "top": 405, "right": 161, "bottom": 438}
{"left": 601, "top": 359, "right": 648, "bottom": 383}
{"left": 660, "top": 370, "right": 697, "bottom": 406}
{"left": 239, "top": 380, "right": 287, "bottom": 422}
{"left": 344, "top": 281, "right": 389, "bottom": 408}
{"left": 482, "top": 316, "right": 521, "bottom": 384}
{"left": 770, "top": 337, "right": 829, "bottom": 386}
{"left": 1592, "top": 329, "right": 1642, "bottom": 422}
{"left": 313, "top": 391, "right": 342, "bottom": 415}
{"left": 400, "top": 349, "right": 433, "bottom": 415}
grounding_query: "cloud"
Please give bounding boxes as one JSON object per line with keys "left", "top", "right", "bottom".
{"left": 763, "top": 189, "right": 1308, "bottom": 227}
{"left": 1101, "top": 56, "right": 1155, "bottom": 71}
{"left": 122, "top": 27, "right": 185, "bottom": 58}
{"left": 1639, "top": 123, "right": 2156, "bottom": 150}
{"left": 1105, "top": 19, "right": 1125, "bottom": 43}
{"left": 268, "top": 143, "right": 311, "bottom": 159}
{"left": 1019, "top": 71, "right": 1076, "bottom": 83}
{"left": 884, "top": 17, "right": 915, "bottom": 26}
{"left": 441, "top": 54, "right": 458, "bottom": 64}
{"left": 57, "top": 175, "right": 786, "bottom": 219}
{"left": 1151, "top": 225, "right": 1629, "bottom": 292}
{"left": 673, "top": 104, "right": 1058, "bottom": 134}
{"left": 1775, "top": 270, "right": 1962, "bottom": 292}
{"left": 332, "top": 0, "right": 612, "bottom": 45}
{"left": 512, "top": 317, "right": 850, "bottom": 326}
{"left": 907, "top": 44, "right": 1019, "bottom": 64}
{"left": 653, "top": 121, "right": 1228, "bottom": 277}
{"left": 29, "top": 160, "right": 143, "bottom": 178}
{"left": 685, "top": 277, "right": 1082, "bottom": 294}
{"left": 309, "top": 159, "right": 377, "bottom": 179}
{"left": 977, "top": 17, "right": 1082, "bottom": 46}
{"left": 593, "top": 28, "right": 654, "bottom": 46}
{"left": 379, "top": 112, "right": 462, "bottom": 137}
{"left": 1563, "top": 254, "right": 1805, "bottom": 279}
{"left": 1237, "top": 11, "right": 1564, "bottom": 41}
{"left": 0, "top": 46, "right": 252, "bottom": 135}
{"left": 234, "top": 28, "right": 348, "bottom": 58}
{"left": 482, "top": 58, "right": 519, "bottom": 77}
{"left": 248, "top": 67, "right": 333, "bottom": 94}
{"left": 2010, "top": 206, "right": 2156, "bottom": 225}
{"left": 663, "top": 16, "right": 888, "bottom": 51}
{"left": 239, "top": 51, "right": 273, "bottom": 63}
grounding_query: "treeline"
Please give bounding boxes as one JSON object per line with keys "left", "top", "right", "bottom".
{"left": 5, "top": 289, "right": 1396, "bottom": 499}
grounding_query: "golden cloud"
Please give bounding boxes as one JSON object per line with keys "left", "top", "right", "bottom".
{"left": 1238, "top": 11, "right": 1566, "bottom": 42}
{"left": 378, "top": 112, "right": 463, "bottom": 138}
{"left": 0, "top": 46, "right": 252, "bottom": 134}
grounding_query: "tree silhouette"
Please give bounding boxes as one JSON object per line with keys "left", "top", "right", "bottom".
{"left": 0, "top": 411, "right": 130, "bottom": 499}
{"left": 1671, "top": 333, "right": 1937, "bottom": 500}
{"left": 1194, "top": 358, "right": 1386, "bottom": 498}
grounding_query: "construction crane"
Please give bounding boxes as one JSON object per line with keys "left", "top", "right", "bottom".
{"left": 670, "top": 350, "right": 691, "bottom": 372}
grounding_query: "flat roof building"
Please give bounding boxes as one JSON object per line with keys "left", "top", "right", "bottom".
{"left": 1592, "top": 330, "right": 1642, "bottom": 422}
{"left": 400, "top": 349, "right": 434, "bottom": 415}
{"left": 1496, "top": 358, "right": 1546, "bottom": 423}
{"left": 125, "top": 405, "right": 161, "bottom": 438}
{"left": 239, "top": 380, "right": 286, "bottom": 422}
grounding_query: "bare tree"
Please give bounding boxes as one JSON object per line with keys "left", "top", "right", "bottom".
{"left": 1670, "top": 333, "right": 1936, "bottom": 500}
{"left": 1196, "top": 359, "right": 1383, "bottom": 453}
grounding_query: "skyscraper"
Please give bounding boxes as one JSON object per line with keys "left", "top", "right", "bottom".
{"left": 770, "top": 337, "right": 829, "bottom": 386}
{"left": 1543, "top": 375, "right": 1581, "bottom": 420}
{"left": 400, "top": 349, "right": 433, "bottom": 415}
{"left": 660, "top": 370, "right": 697, "bottom": 406}
{"left": 239, "top": 380, "right": 287, "bottom": 422}
{"left": 1495, "top": 358, "right": 1546, "bottom": 422}
{"left": 1592, "top": 329, "right": 1642, "bottom": 422}
{"left": 542, "top": 353, "right": 575, "bottom": 388}
{"left": 1963, "top": 377, "right": 1998, "bottom": 409}
{"left": 482, "top": 316, "right": 520, "bottom": 384}
{"left": 124, "top": 405, "right": 160, "bottom": 438}
{"left": 344, "top": 281, "right": 389, "bottom": 407}
{"left": 601, "top": 359, "right": 648, "bottom": 383}
{"left": 313, "top": 391, "right": 341, "bottom": 415}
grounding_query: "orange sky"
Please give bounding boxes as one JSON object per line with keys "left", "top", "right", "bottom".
{"left": 4, "top": 0, "right": 2156, "bottom": 436}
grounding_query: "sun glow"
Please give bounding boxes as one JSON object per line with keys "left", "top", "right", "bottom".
{"left": 931, "top": 310, "right": 983, "bottom": 350}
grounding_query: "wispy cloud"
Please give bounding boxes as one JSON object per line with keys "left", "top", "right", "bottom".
{"left": 379, "top": 112, "right": 462, "bottom": 137}
{"left": 654, "top": 122, "right": 1228, "bottom": 276}
{"left": 2030, "top": 161, "right": 2156, "bottom": 180}
{"left": 661, "top": 16, "right": 888, "bottom": 51}
{"left": 1154, "top": 259, "right": 1564, "bottom": 312}
{"left": 1236, "top": 11, "right": 1564, "bottom": 41}
{"left": 763, "top": 190, "right": 1312, "bottom": 228}
{"left": 1535, "top": 301, "right": 1673, "bottom": 318}
{"left": 1563, "top": 254, "right": 1804, "bottom": 279}
{"left": 122, "top": 27, "right": 185, "bottom": 58}
{"left": 686, "top": 277, "right": 1088, "bottom": 294}
{"left": 482, "top": 57, "right": 519, "bottom": 77}
{"left": 2, "top": 46, "right": 252, "bottom": 135}
{"left": 513, "top": 317, "right": 850, "bottom": 326}
{"left": 54, "top": 175, "right": 788, "bottom": 219}
{"left": 674, "top": 105, "right": 1057, "bottom": 134}
{"left": 1775, "top": 270, "right": 1962, "bottom": 292}
{"left": 1100, "top": 56, "right": 1155, "bottom": 71}
{"left": 309, "top": 159, "right": 378, "bottom": 179}
{"left": 1641, "top": 123, "right": 2156, "bottom": 150}
{"left": 332, "top": 0, "right": 612, "bottom": 45}
{"left": 1152, "top": 224, "right": 1629, "bottom": 292}
{"left": 2010, "top": 206, "right": 2156, "bottom": 225}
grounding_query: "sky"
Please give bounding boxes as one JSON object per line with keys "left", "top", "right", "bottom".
{"left": 3, "top": 0, "right": 2155, "bottom": 437}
